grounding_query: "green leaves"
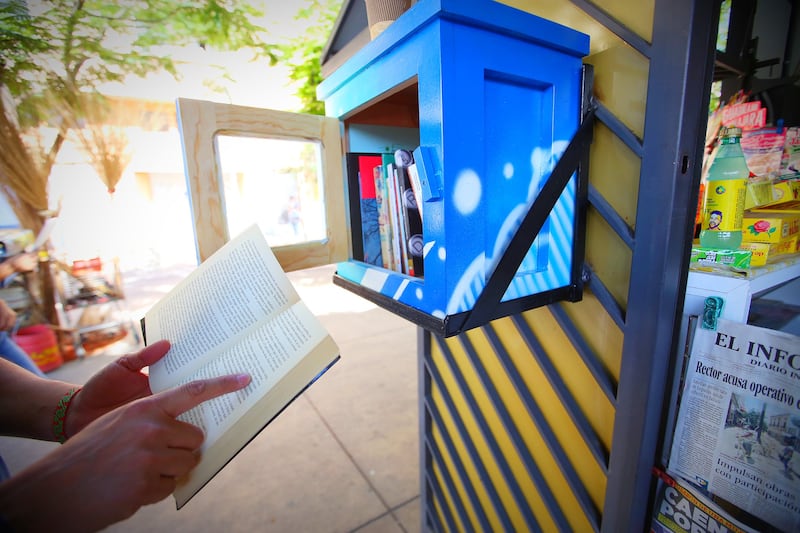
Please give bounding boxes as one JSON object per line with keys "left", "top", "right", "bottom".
{"left": 0, "top": 0, "right": 285, "bottom": 230}
{"left": 277, "top": 0, "right": 343, "bottom": 115}
{"left": 1, "top": 0, "right": 278, "bottom": 123}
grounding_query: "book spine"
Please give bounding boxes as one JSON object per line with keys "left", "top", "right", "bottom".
{"left": 373, "top": 164, "right": 394, "bottom": 270}
{"left": 386, "top": 163, "right": 410, "bottom": 275}
{"left": 396, "top": 165, "right": 424, "bottom": 277}
{"left": 406, "top": 163, "right": 424, "bottom": 224}
{"left": 381, "top": 154, "right": 402, "bottom": 273}
{"left": 345, "top": 154, "right": 365, "bottom": 263}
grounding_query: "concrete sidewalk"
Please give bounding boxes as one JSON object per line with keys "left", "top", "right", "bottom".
{"left": 0, "top": 264, "right": 422, "bottom": 533}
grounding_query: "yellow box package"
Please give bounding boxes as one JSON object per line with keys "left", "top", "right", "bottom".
{"left": 744, "top": 177, "right": 800, "bottom": 210}
{"left": 742, "top": 211, "right": 800, "bottom": 243}
{"left": 739, "top": 237, "right": 798, "bottom": 267}
{"left": 752, "top": 200, "right": 800, "bottom": 213}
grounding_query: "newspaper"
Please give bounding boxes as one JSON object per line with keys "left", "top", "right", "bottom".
{"left": 668, "top": 318, "right": 800, "bottom": 532}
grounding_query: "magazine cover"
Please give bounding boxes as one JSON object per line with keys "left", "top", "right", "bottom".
{"left": 650, "top": 469, "right": 756, "bottom": 533}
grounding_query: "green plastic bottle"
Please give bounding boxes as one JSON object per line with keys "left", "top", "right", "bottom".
{"left": 699, "top": 126, "right": 749, "bottom": 250}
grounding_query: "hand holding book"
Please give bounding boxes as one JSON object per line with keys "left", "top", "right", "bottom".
{"left": 143, "top": 224, "right": 340, "bottom": 508}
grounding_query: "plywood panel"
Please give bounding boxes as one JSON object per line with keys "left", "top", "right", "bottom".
{"left": 176, "top": 98, "right": 349, "bottom": 270}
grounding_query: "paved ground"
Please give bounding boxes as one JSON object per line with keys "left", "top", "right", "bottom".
{"left": 0, "top": 264, "right": 422, "bottom": 533}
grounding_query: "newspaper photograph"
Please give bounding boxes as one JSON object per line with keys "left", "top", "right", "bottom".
{"left": 668, "top": 318, "right": 800, "bottom": 532}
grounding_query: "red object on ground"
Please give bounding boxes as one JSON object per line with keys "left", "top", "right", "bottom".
{"left": 13, "top": 324, "right": 64, "bottom": 373}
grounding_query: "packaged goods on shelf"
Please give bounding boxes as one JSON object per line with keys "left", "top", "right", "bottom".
{"left": 742, "top": 210, "right": 800, "bottom": 244}
{"left": 690, "top": 247, "right": 752, "bottom": 271}
{"left": 782, "top": 126, "right": 800, "bottom": 174}
{"left": 744, "top": 179, "right": 774, "bottom": 209}
{"left": 720, "top": 100, "right": 766, "bottom": 131}
{"left": 744, "top": 176, "right": 800, "bottom": 209}
{"left": 752, "top": 199, "right": 800, "bottom": 213}
{"left": 739, "top": 237, "right": 798, "bottom": 267}
{"left": 741, "top": 127, "right": 787, "bottom": 177}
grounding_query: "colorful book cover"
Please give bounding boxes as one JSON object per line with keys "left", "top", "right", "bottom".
{"left": 359, "top": 155, "right": 384, "bottom": 266}
{"left": 347, "top": 154, "right": 384, "bottom": 267}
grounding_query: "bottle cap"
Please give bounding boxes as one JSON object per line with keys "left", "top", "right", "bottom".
{"left": 720, "top": 126, "right": 742, "bottom": 138}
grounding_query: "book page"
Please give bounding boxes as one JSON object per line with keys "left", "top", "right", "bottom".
{"left": 173, "top": 323, "right": 339, "bottom": 509}
{"left": 167, "top": 301, "right": 331, "bottom": 444}
{"left": 147, "top": 225, "right": 300, "bottom": 389}
{"left": 169, "top": 299, "right": 340, "bottom": 509}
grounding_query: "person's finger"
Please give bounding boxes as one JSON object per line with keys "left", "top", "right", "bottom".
{"left": 116, "top": 340, "right": 172, "bottom": 372}
{"left": 163, "top": 419, "right": 205, "bottom": 450}
{"left": 141, "top": 476, "right": 179, "bottom": 506}
{"left": 156, "top": 447, "right": 201, "bottom": 478}
{"left": 155, "top": 373, "right": 251, "bottom": 418}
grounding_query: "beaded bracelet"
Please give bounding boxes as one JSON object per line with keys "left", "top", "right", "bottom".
{"left": 53, "top": 387, "right": 81, "bottom": 444}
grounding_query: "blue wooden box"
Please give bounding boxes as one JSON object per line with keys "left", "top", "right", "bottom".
{"left": 317, "top": 0, "right": 591, "bottom": 336}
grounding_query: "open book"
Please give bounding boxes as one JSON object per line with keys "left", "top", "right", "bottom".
{"left": 143, "top": 225, "right": 340, "bottom": 509}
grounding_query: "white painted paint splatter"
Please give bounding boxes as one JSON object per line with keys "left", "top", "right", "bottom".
{"left": 453, "top": 169, "right": 481, "bottom": 215}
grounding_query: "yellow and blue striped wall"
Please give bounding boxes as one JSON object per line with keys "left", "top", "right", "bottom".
{"left": 420, "top": 0, "right": 718, "bottom": 530}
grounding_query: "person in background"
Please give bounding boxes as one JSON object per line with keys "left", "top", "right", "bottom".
{"left": 0, "top": 253, "right": 45, "bottom": 376}
{"left": 286, "top": 195, "right": 303, "bottom": 236}
{"left": 0, "top": 299, "right": 44, "bottom": 376}
{"left": 0, "top": 253, "right": 37, "bottom": 283}
{"left": 0, "top": 339, "right": 251, "bottom": 532}
{"left": 780, "top": 445, "right": 794, "bottom": 475}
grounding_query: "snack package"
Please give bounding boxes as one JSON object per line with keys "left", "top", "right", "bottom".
{"left": 745, "top": 178, "right": 800, "bottom": 209}
{"left": 740, "top": 238, "right": 798, "bottom": 267}
{"left": 781, "top": 127, "right": 800, "bottom": 174}
{"left": 741, "top": 127, "right": 787, "bottom": 177}
{"left": 689, "top": 247, "right": 752, "bottom": 272}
